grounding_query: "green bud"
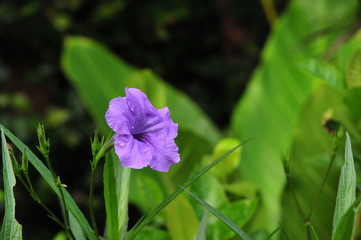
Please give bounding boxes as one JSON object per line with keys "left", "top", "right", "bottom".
{"left": 56, "top": 176, "right": 67, "bottom": 188}
{"left": 91, "top": 129, "right": 100, "bottom": 157}
{"left": 37, "top": 123, "right": 50, "bottom": 158}
{"left": 93, "top": 131, "right": 114, "bottom": 167}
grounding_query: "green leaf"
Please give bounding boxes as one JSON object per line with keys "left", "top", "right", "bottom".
{"left": 208, "top": 198, "right": 259, "bottom": 240}
{"left": 209, "top": 138, "right": 242, "bottom": 181}
{"left": 69, "top": 211, "right": 86, "bottom": 240}
{"left": 61, "top": 36, "right": 220, "bottom": 145}
{"left": 231, "top": 0, "right": 358, "bottom": 232}
{"left": 333, "top": 200, "right": 361, "bottom": 240}
{"left": 299, "top": 59, "right": 344, "bottom": 90}
{"left": 165, "top": 194, "right": 199, "bottom": 240}
{"left": 125, "top": 140, "right": 250, "bottom": 240}
{"left": 346, "top": 48, "right": 361, "bottom": 88}
{"left": 332, "top": 132, "right": 357, "bottom": 239}
{"left": 104, "top": 152, "right": 121, "bottom": 240}
{"left": 281, "top": 84, "right": 346, "bottom": 239}
{"left": 132, "top": 227, "right": 170, "bottom": 240}
{"left": 113, "top": 152, "right": 131, "bottom": 239}
{"left": 196, "top": 212, "right": 208, "bottom": 240}
{"left": 180, "top": 186, "right": 251, "bottom": 240}
{"left": 0, "top": 124, "right": 96, "bottom": 240}
{"left": 0, "top": 130, "right": 22, "bottom": 240}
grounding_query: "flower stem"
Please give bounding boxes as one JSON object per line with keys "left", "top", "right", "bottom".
{"left": 18, "top": 175, "right": 75, "bottom": 239}
{"left": 306, "top": 134, "right": 340, "bottom": 239}
{"left": 90, "top": 164, "right": 100, "bottom": 239}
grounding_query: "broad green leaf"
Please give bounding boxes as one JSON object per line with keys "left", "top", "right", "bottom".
{"left": 0, "top": 130, "right": 22, "bottom": 240}
{"left": 299, "top": 59, "right": 344, "bottom": 90}
{"left": 346, "top": 48, "right": 361, "bottom": 88}
{"left": 231, "top": 0, "right": 358, "bottom": 231}
{"left": 0, "top": 124, "right": 96, "bottom": 240}
{"left": 61, "top": 36, "right": 220, "bottom": 145}
{"left": 104, "top": 152, "right": 121, "bottom": 240}
{"left": 129, "top": 172, "right": 165, "bottom": 213}
{"left": 208, "top": 198, "right": 258, "bottom": 240}
{"left": 165, "top": 194, "right": 199, "bottom": 240}
{"left": 133, "top": 227, "right": 170, "bottom": 240}
{"left": 332, "top": 132, "right": 357, "bottom": 239}
{"left": 333, "top": 200, "right": 361, "bottom": 240}
{"left": 125, "top": 141, "right": 249, "bottom": 240}
{"left": 181, "top": 186, "right": 252, "bottom": 240}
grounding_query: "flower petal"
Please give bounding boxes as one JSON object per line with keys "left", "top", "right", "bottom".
{"left": 158, "top": 107, "right": 178, "bottom": 139}
{"left": 105, "top": 97, "right": 132, "bottom": 134}
{"left": 147, "top": 136, "right": 180, "bottom": 172}
{"left": 114, "top": 134, "right": 152, "bottom": 169}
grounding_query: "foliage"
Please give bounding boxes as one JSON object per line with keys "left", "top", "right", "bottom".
{"left": 1, "top": 0, "right": 361, "bottom": 239}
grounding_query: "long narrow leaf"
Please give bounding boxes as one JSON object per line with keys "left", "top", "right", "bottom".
{"left": 180, "top": 186, "right": 251, "bottom": 240}
{"left": 125, "top": 139, "right": 251, "bottom": 240}
{"left": 103, "top": 152, "right": 120, "bottom": 240}
{"left": 69, "top": 211, "right": 86, "bottom": 240}
{"left": 0, "top": 124, "right": 96, "bottom": 240}
{"left": 0, "top": 130, "right": 23, "bottom": 240}
{"left": 332, "top": 132, "right": 357, "bottom": 239}
{"left": 113, "top": 151, "right": 131, "bottom": 240}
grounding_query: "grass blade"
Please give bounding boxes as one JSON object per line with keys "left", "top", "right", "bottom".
{"left": 0, "top": 124, "right": 96, "bottom": 240}
{"left": 196, "top": 212, "right": 208, "bottom": 240}
{"left": 180, "top": 186, "right": 251, "bottom": 240}
{"left": 125, "top": 139, "right": 251, "bottom": 240}
{"left": 0, "top": 130, "right": 23, "bottom": 240}
{"left": 332, "top": 132, "right": 357, "bottom": 239}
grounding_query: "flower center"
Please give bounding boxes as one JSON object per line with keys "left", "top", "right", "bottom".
{"left": 132, "top": 133, "right": 145, "bottom": 141}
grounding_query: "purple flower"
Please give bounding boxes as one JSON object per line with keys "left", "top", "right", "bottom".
{"left": 105, "top": 88, "right": 180, "bottom": 172}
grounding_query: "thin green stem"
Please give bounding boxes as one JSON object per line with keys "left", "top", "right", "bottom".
{"left": 305, "top": 136, "right": 340, "bottom": 239}
{"left": 307, "top": 147, "right": 338, "bottom": 221}
{"left": 90, "top": 164, "right": 100, "bottom": 239}
{"left": 17, "top": 175, "right": 72, "bottom": 235}
{"left": 45, "top": 154, "right": 71, "bottom": 235}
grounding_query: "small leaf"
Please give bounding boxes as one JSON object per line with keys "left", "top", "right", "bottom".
{"left": 210, "top": 138, "right": 242, "bottom": 180}
{"left": 0, "top": 130, "right": 23, "bottom": 240}
{"left": 332, "top": 132, "right": 357, "bottom": 239}
{"left": 180, "top": 186, "right": 251, "bottom": 240}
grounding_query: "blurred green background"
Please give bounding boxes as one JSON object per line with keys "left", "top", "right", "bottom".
{"left": 1, "top": 0, "right": 286, "bottom": 239}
